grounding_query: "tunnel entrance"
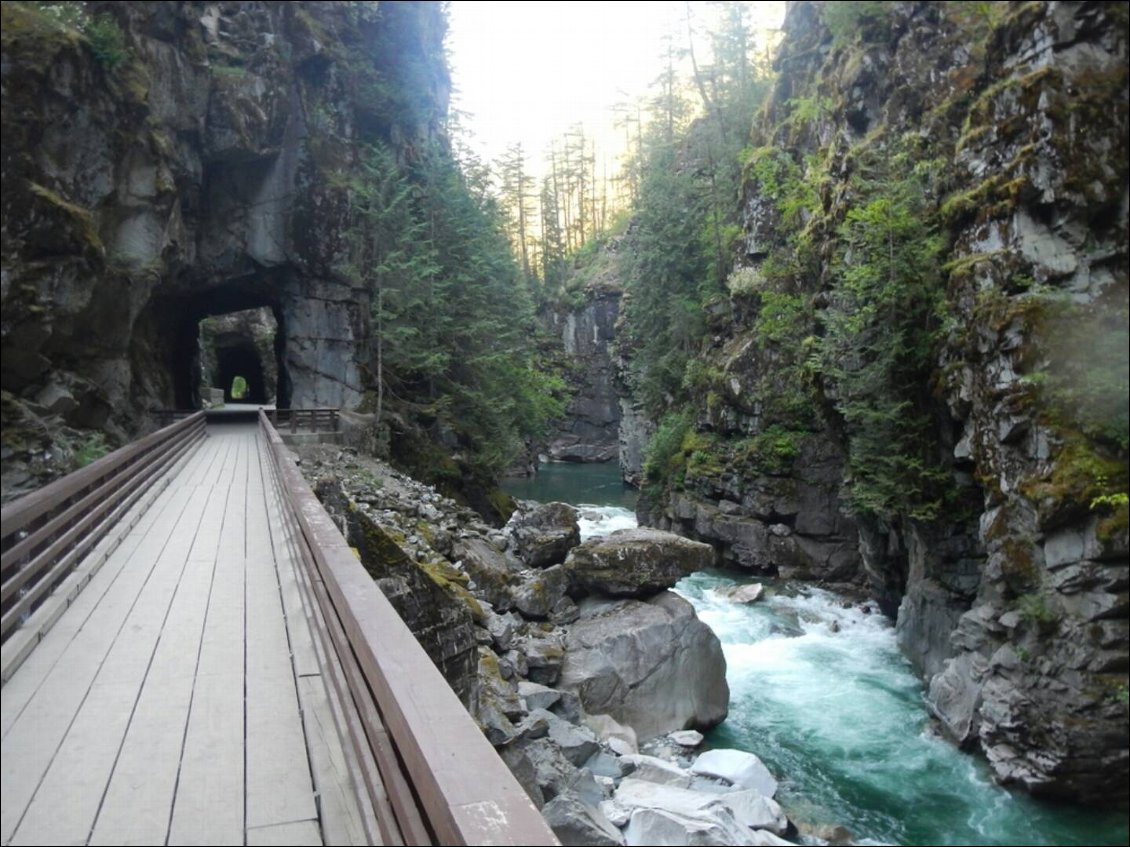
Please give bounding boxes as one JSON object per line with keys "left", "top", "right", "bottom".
{"left": 199, "top": 308, "right": 279, "bottom": 405}
{"left": 157, "top": 272, "right": 292, "bottom": 411}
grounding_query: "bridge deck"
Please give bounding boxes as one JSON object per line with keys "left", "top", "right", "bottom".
{"left": 1, "top": 422, "right": 366, "bottom": 846}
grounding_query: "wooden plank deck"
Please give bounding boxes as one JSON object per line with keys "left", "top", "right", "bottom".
{"left": 1, "top": 422, "right": 367, "bottom": 847}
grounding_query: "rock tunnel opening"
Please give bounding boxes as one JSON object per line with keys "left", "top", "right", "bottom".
{"left": 158, "top": 274, "right": 292, "bottom": 411}
{"left": 199, "top": 306, "right": 280, "bottom": 406}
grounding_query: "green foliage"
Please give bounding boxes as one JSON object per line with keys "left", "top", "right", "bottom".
{"left": 620, "top": 5, "right": 774, "bottom": 417}
{"left": 31, "top": 1, "right": 86, "bottom": 28}
{"left": 85, "top": 13, "right": 127, "bottom": 67}
{"left": 815, "top": 143, "right": 951, "bottom": 521}
{"left": 74, "top": 432, "right": 110, "bottom": 468}
{"left": 755, "top": 291, "right": 807, "bottom": 345}
{"left": 1016, "top": 592, "right": 1058, "bottom": 630}
{"left": 230, "top": 375, "right": 248, "bottom": 400}
{"left": 822, "top": 1, "right": 891, "bottom": 48}
{"left": 643, "top": 411, "right": 693, "bottom": 487}
{"left": 343, "top": 141, "right": 565, "bottom": 476}
{"left": 1092, "top": 492, "right": 1129, "bottom": 510}
{"left": 735, "top": 425, "right": 804, "bottom": 475}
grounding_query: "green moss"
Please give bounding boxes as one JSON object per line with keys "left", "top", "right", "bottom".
{"left": 1096, "top": 500, "right": 1129, "bottom": 544}
{"left": 683, "top": 430, "right": 725, "bottom": 479}
{"left": 1000, "top": 538, "right": 1039, "bottom": 591}
{"left": 734, "top": 425, "right": 804, "bottom": 476}
{"left": 1020, "top": 435, "right": 1127, "bottom": 519}
{"left": 28, "top": 181, "right": 104, "bottom": 254}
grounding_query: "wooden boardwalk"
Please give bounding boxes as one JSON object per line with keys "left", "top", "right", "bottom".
{"left": 1, "top": 422, "right": 366, "bottom": 846}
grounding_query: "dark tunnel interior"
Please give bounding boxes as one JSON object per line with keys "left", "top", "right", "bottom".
{"left": 215, "top": 340, "right": 268, "bottom": 404}
{"left": 163, "top": 274, "right": 291, "bottom": 410}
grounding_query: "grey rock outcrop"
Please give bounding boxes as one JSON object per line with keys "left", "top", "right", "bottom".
{"left": 507, "top": 501, "right": 582, "bottom": 568}
{"left": 542, "top": 794, "right": 625, "bottom": 846}
{"left": 564, "top": 528, "right": 715, "bottom": 598}
{"left": 544, "top": 281, "right": 624, "bottom": 464}
{"left": 559, "top": 592, "right": 729, "bottom": 739}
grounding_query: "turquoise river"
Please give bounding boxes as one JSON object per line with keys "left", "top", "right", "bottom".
{"left": 504, "top": 461, "right": 1129, "bottom": 847}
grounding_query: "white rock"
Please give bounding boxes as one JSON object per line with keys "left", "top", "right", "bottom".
{"left": 624, "top": 807, "right": 757, "bottom": 846}
{"left": 670, "top": 729, "right": 705, "bottom": 747}
{"left": 609, "top": 736, "right": 637, "bottom": 757}
{"left": 718, "top": 790, "right": 788, "bottom": 834}
{"left": 690, "top": 749, "right": 778, "bottom": 797}
{"left": 748, "top": 831, "right": 796, "bottom": 846}
{"left": 622, "top": 754, "right": 694, "bottom": 788}
{"left": 717, "top": 584, "right": 765, "bottom": 604}
{"left": 615, "top": 778, "right": 723, "bottom": 819}
{"left": 601, "top": 798, "right": 633, "bottom": 828}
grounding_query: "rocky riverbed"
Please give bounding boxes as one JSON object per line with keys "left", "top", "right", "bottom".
{"left": 295, "top": 444, "right": 816, "bottom": 846}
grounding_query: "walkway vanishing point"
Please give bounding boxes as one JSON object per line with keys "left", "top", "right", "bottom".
{"left": 1, "top": 412, "right": 557, "bottom": 847}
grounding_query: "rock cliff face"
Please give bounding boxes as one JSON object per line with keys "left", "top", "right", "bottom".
{"left": 544, "top": 285, "right": 624, "bottom": 463}
{"left": 640, "top": 1, "right": 1128, "bottom": 805}
{"left": 1, "top": 1, "right": 447, "bottom": 495}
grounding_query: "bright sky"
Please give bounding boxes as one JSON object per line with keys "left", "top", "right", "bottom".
{"left": 447, "top": 1, "right": 786, "bottom": 176}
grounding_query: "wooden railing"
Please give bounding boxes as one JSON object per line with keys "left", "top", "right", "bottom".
{"left": 0, "top": 414, "right": 206, "bottom": 649}
{"left": 259, "top": 411, "right": 557, "bottom": 846}
{"left": 268, "top": 407, "right": 340, "bottom": 434}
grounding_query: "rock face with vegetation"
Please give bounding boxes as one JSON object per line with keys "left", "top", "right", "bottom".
{"left": 543, "top": 282, "right": 624, "bottom": 463}
{"left": 2, "top": 0, "right": 560, "bottom": 509}
{"left": 1, "top": 1, "right": 445, "bottom": 494}
{"left": 624, "top": 1, "right": 1127, "bottom": 806}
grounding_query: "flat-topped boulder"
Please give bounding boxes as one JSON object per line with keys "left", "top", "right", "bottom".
{"left": 564, "top": 528, "right": 715, "bottom": 598}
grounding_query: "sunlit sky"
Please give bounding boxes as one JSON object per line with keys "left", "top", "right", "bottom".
{"left": 447, "top": 1, "right": 786, "bottom": 176}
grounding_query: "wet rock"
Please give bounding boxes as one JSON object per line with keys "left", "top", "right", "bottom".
{"left": 717, "top": 584, "right": 764, "bottom": 604}
{"left": 721, "top": 791, "right": 788, "bottom": 834}
{"left": 670, "top": 730, "right": 705, "bottom": 748}
{"left": 560, "top": 592, "right": 728, "bottom": 739}
{"left": 564, "top": 528, "right": 715, "bottom": 598}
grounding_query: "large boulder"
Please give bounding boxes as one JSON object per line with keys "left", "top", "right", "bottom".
{"left": 507, "top": 501, "right": 582, "bottom": 568}
{"left": 559, "top": 592, "right": 728, "bottom": 739}
{"left": 564, "top": 528, "right": 715, "bottom": 598}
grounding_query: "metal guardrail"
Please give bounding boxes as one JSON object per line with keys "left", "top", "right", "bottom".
{"left": 0, "top": 413, "right": 206, "bottom": 646}
{"left": 259, "top": 411, "right": 558, "bottom": 847}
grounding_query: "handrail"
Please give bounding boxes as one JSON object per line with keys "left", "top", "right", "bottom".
{"left": 259, "top": 411, "right": 558, "bottom": 847}
{"left": 0, "top": 413, "right": 206, "bottom": 644}
{"left": 268, "top": 407, "right": 340, "bottom": 433}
